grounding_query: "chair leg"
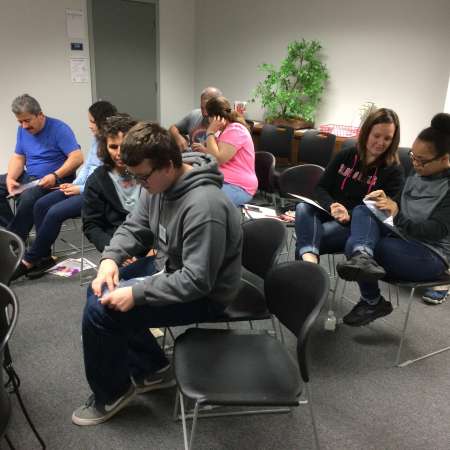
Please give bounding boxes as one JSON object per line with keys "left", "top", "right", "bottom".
{"left": 180, "top": 393, "right": 199, "bottom": 450}
{"left": 396, "top": 288, "right": 415, "bottom": 366}
{"left": 173, "top": 389, "right": 180, "bottom": 421}
{"left": 305, "top": 383, "right": 320, "bottom": 450}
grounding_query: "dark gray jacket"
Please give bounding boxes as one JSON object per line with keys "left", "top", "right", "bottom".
{"left": 102, "top": 153, "right": 243, "bottom": 309}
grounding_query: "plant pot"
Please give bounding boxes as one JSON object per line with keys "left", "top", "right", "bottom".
{"left": 270, "top": 118, "right": 314, "bottom": 130}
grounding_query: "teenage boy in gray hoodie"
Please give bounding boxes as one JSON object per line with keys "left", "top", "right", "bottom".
{"left": 72, "top": 122, "right": 242, "bottom": 426}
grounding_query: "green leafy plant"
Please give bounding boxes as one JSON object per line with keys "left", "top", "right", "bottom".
{"left": 252, "top": 39, "right": 329, "bottom": 123}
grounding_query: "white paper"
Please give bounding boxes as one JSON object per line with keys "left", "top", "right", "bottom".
{"left": 66, "top": 9, "right": 84, "bottom": 39}
{"left": 70, "top": 58, "right": 89, "bottom": 83}
{"left": 243, "top": 204, "right": 280, "bottom": 220}
{"left": 288, "top": 193, "right": 331, "bottom": 216}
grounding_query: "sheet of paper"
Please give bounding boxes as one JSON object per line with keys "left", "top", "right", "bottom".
{"left": 66, "top": 9, "right": 84, "bottom": 39}
{"left": 7, "top": 179, "right": 40, "bottom": 198}
{"left": 70, "top": 58, "right": 89, "bottom": 83}
{"left": 288, "top": 193, "right": 331, "bottom": 216}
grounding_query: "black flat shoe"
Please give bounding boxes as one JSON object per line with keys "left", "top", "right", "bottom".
{"left": 10, "top": 262, "right": 30, "bottom": 282}
{"left": 26, "top": 257, "right": 57, "bottom": 280}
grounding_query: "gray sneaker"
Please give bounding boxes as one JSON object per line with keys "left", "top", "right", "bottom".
{"left": 133, "top": 364, "right": 176, "bottom": 394}
{"left": 72, "top": 385, "right": 135, "bottom": 426}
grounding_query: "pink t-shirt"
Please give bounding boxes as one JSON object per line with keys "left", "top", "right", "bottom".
{"left": 218, "top": 122, "right": 258, "bottom": 195}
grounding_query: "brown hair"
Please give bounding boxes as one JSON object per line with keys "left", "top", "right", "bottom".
{"left": 97, "top": 114, "right": 137, "bottom": 170}
{"left": 357, "top": 108, "right": 400, "bottom": 168}
{"left": 205, "top": 96, "right": 249, "bottom": 129}
{"left": 120, "top": 122, "right": 182, "bottom": 169}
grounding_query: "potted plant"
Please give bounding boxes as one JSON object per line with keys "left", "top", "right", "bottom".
{"left": 252, "top": 39, "right": 329, "bottom": 129}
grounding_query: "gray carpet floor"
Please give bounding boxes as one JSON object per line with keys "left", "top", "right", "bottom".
{"left": 3, "top": 227, "right": 450, "bottom": 450}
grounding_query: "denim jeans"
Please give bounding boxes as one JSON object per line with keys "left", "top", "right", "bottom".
{"left": 222, "top": 182, "right": 253, "bottom": 207}
{"left": 0, "top": 172, "right": 72, "bottom": 240}
{"left": 82, "top": 256, "right": 218, "bottom": 404}
{"left": 25, "top": 190, "right": 83, "bottom": 262}
{"left": 345, "top": 205, "right": 447, "bottom": 302}
{"left": 294, "top": 202, "right": 350, "bottom": 259}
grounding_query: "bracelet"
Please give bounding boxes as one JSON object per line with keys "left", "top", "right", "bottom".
{"left": 206, "top": 132, "right": 216, "bottom": 139}
{"left": 51, "top": 172, "right": 60, "bottom": 183}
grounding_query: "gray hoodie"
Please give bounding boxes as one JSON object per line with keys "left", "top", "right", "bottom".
{"left": 102, "top": 153, "right": 243, "bottom": 311}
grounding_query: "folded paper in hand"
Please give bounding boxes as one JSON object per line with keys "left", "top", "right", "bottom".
{"left": 7, "top": 179, "right": 40, "bottom": 198}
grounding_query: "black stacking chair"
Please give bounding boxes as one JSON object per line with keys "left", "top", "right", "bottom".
{"left": 0, "top": 229, "right": 25, "bottom": 285}
{"left": 173, "top": 261, "right": 330, "bottom": 450}
{"left": 397, "top": 147, "right": 413, "bottom": 176}
{"left": 299, "top": 131, "right": 336, "bottom": 168}
{"left": 211, "top": 218, "right": 286, "bottom": 324}
{"left": 339, "top": 138, "right": 357, "bottom": 152}
{"left": 259, "top": 124, "right": 294, "bottom": 162}
{"left": 253, "top": 151, "right": 277, "bottom": 205}
{"left": 0, "top": 284, "right": 18, "bottom": 448}
{"left": 0, "top": 231, "right": 45, "bottom": 448}
{"left": 278, "top": 164, "right": 325, "bottom": 199}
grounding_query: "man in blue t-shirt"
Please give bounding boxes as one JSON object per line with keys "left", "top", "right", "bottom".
{"left": 0, "top": 94, "right": 83, "bottom": 241}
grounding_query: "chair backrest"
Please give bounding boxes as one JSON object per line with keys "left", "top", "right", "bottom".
{"left": 0, "top": 229, "right": 25, "bottom": 285}
{"left": 241, "top": 218, "right": 286, "bottom": 279}
{"left": 397, "top": 147, "right": 413, "bottom": 176}
{"left": 0, "top": 283, "right": 19, "bottom": 355}
{"left": 254, "top": 151, "right": 276, "bottom": 193}
{"left": 0, "top": 283, "right": 19, "bottom": 438}
{"left": 299, "top": 131, "right": 336, "bottom": 168}
{"left": 340, "top": 138, "right": 357, "bottom": 152}
{"left": 278, "top": 164, "right": 324, "bottom": 198}
{"left": 259, "top": 124, "right": 294, "bottom": 159}
{"left": 265, "top": 261, "right": 329, "bottom": 382}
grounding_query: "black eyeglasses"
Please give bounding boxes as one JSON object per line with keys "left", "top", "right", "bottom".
{"left": 408, "top": 151, "right": 441, "bottom": 167}
{"left": 128, "top": 167, "right": 157, "bottom": 184}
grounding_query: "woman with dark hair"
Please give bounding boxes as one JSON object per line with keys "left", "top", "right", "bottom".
{"left": 192, "top": 96, "right": 258, "bottom": 206}
{"left": 294, "top": 107, "right": 404, "bottom": 263}
{"left": 12, "top": 100, "right": 117, "bottom": 280}
{"left": 82, "top": 115, "right": 141, "bottom": 255}
{"left": 337, "top": 113, "right": 450, "bottom": 325}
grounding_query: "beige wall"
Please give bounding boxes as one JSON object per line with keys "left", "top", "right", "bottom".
{"left": 194, "top": 0, "right": 450, "bottom": 146}
{"left": 0, "top": 0, "right": 92, "bottom": 171}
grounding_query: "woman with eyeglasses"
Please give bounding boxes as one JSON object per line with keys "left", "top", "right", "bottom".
{"left": 337, "top": 113, "right": 450, "bottom": 326}
{"left": 12, "top": 100, "right": 117, "bottom": 281}
{"left": 191, "top": 96, "right": 258, "bottom": 206}
{"left": 82, "top": 115, "right": 142, "bottom": 259}
{"left": 294, "top": 108, "right": 404, "bottom": 264}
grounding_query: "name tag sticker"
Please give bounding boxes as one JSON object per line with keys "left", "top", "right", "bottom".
{"left": 159, "top": 223, "right": 167, "bottom": 244}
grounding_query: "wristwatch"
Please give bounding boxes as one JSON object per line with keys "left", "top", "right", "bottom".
{"left": 51, "top": 172, "right": 61, "bottom": 184}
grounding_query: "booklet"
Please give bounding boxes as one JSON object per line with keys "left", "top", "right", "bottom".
{"left": 7, "top": 179, "right": 40, "bottom": 198}
{"left": 46, "top": 257, "right": 97, "bottom": 277}
{"left": 243, "top": 204, "right": 294, "bottom": 222}
{"left": 363, "top": 199, "right": 406, "bottom": 240}
{"left": 287, "top": 193, "right": 332, "bottom": 217}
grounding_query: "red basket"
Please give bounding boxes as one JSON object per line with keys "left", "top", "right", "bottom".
{"left": 319, "top": 124, "right": 360, "bottom": 138}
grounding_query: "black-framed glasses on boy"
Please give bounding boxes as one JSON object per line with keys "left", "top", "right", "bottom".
{"left": 128, "top": 167, "right": 157, "bottom": 184}
{"left": 408, "top": 150, "right": 441, "bottom": 167}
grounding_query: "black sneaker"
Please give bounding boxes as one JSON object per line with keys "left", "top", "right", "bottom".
{"left": 10, "top": 262, "right": 30, "bottom": 282}
{"left": 337, "top": 252, "right": 386, "bottom": 282}
{"left": 343, "top": 296, "right": 393, "bottom": 326}
{"left": 26, "top": 257, "right": 57, "bottom": 280}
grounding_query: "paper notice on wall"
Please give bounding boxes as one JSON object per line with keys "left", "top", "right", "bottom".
{"left": 66, "top": 9, "right": 84, "bottom": 39}
{"left": 70, "top": 58, "right": 89, "bottom": 83}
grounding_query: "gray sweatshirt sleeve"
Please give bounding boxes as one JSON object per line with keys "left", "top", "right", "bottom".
{"left": 132, "top": 214, "right": 228, "bottom": 306}
{"left": 102, "top": 192, "right": 155, "bottom": 263}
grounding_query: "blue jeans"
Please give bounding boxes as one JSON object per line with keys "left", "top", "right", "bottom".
{"left": 222, "top": 182, "right": 253, "bottom": 207}
{"left": 0, "top": 172, "right": 72, "bottom": 240}
{"left": 294, "top": 202, "right": 350, "bottom": 259}
{"left": 25, "top": 190, "right": 83, "bottom": 262}
{"left": 82, "top": 257, "right": 218, "bottom": 404}
{"left": 345, "top": 205, "right": 447, "bottom": 302}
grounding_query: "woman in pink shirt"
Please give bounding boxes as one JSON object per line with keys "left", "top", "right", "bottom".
{"left": 192, "top": 96, "right": 258, "bottom": 206}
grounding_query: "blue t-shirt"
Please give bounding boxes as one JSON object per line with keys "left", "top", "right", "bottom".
{"left": 15, "top": 116, "right": 80, "bottom": 178}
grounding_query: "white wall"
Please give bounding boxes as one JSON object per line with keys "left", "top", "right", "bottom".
{"left": 0, "top": 0, "right": 92, "bottom": 171}
{"left": 158, "top": 0, "right": 196, "bottom": 127}
{"left": 195, "top": 0, "right": 450, "bottom": 146}
{"left": 0, "top": 0, "right": 196, "bottom": 172}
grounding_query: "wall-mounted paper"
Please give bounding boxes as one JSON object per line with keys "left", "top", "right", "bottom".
{"left": 66, "top": 9, "right": 84, "bottom": 39}
{"left": 70, "top": 58, "right": 89, "bottom": 83}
